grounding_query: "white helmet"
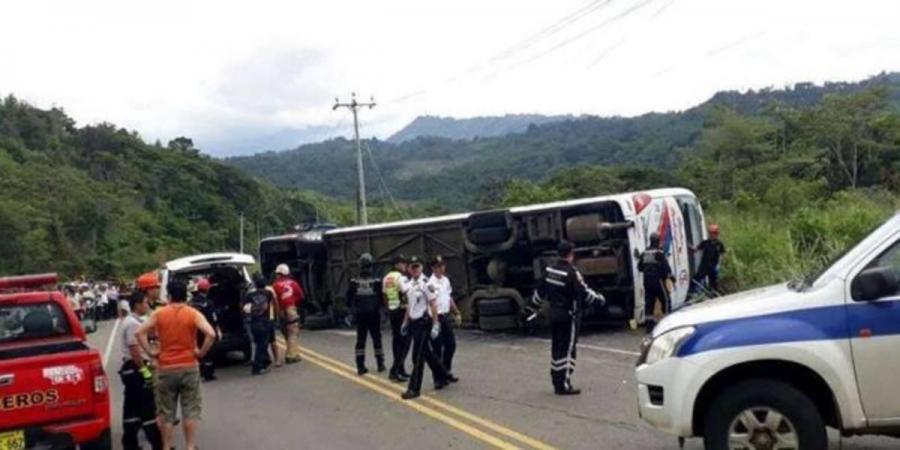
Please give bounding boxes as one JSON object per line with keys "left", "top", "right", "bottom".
{"left": 275, "top": 264, "right": 291, "bottom": 276}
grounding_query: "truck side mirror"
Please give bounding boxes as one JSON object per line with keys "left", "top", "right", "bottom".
{"left": 852, "top": 267, "right": 899, "bottom": 302}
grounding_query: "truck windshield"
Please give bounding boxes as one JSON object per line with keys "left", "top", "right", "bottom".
{"left": 0, "top": 303, "right": 71, "bottom": 343}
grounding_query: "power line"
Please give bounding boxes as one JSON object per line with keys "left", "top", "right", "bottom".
{"left": 363, "top": 140, "right": 405, "bottom": 218}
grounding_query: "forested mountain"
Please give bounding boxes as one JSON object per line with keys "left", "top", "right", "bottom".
{"left": 0, "top": 96, "right": 314, "bottom": 278}
{"left": 387, "top": 114, "right": 571, "bottom": 143}
{"left": 227, "top": 72, "right": 900, "bottom": 211}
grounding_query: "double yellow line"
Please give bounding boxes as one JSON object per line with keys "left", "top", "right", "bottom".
{"left": 296, "top": 345, "right": 556, "bottom": 450}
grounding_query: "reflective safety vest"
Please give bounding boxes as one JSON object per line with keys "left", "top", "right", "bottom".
{"left": 383, "top": 271, "right": 405, "bottom": 310}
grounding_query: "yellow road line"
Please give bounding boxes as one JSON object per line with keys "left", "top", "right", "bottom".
{"left": 297, "top": 345, "right": 558, "bottom": 450}
{"left": 298, "top": 349, "right": 520, "bottom": 450}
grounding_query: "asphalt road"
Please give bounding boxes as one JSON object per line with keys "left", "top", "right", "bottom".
{"left": 88, "top": 320, "right": 898, "bottom": 450}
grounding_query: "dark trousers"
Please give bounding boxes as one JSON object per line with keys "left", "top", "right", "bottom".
{"left": 550, "top": 317, "right": 579, "bottom": 392}
{"left": 644, "top": 281, "right": 670, "bottom": 317}
{"left": 199, "top": 335, "right": 216, "bottom": 380}
{"left": 407, "top": 318, "right": 448, "bottom": 393}
{"left": 250, "top": 320, "right": 273, "bottom": 373}
{"left": 119, "top": 361, "right": 163, "bottom": 450}
{"left": 432, "top": 314, "right": 456, "bottom": 373}
{"left": 389, "top": 308, "right": 411, "bottom": 375}
{"left": 355, "top": 311, "right": 384, "bottom": 369}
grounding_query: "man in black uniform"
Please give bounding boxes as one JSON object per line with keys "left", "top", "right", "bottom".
{"left": 530, "top": 240, "right": 604, "bottom": 395}
{"left": 638, "top": 233, "right": 674, "bottom": 332}
{"left": 691, "top": 223, "right": 726, "bottom": 294}
{"left": 190, "top": 278, "right": 220, "bottom": 382}
{"left": 347, "top": 253, "right": 386, "bottom": 375}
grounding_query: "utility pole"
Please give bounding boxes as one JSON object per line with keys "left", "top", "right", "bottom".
{"left": 333, "top": 92, "right": 376, "bottom": 225}
{"left": 239, "top": 213, "right": 245, "bottom": 253}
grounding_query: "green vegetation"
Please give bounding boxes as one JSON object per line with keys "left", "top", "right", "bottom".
{"left": 0, "top": 96, "right": 315, "bottom": 279}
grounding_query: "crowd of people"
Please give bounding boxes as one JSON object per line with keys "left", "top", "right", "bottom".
{"left": 61, "top": 281, "right": 123, "bottom": 322}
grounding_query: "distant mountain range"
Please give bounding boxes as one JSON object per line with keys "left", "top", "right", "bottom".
{"left": 387, "top": 114, "right": 573, "bottom": 143}
{"left": 226, "top": 72, "right": 900, "bottom": 211}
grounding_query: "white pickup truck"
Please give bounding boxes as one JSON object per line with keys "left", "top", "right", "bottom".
{"left": 636, "top": 213, "right": 900, "bottom": 450}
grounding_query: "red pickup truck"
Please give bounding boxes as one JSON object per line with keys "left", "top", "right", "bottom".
{"left": 0, "top": 274, "right": 111, "bottom": 450}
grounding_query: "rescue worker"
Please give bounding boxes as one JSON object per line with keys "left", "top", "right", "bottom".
{"left": 272, "top": 264, "right": 303, "bottom": 364}
{"left": 428, "top": 256, "right": 460, "bottom": 382}
{"left": 384, "top": 255, "right": 411, "bottom": 382}
{"left": 638, "top": 233, "right": 674, "bottom": 332}
{"left": 401, "top": 256, "right": 450, "bottom": 400}
{"left": 190, "top": 278, "right": 221, "bottom": 382}
{"left": 691, "top": 223, "right": 726, "bottom": 294}
{"left": 347, "top": 253, "right": 385, "bottom": 375}
{"left": 136, "top": 271, "right": 163, "bottom": 309}
{"left": 243, "top": 274, "right": 277, "bottom": 375}
{"left": 119, "top": 293, "right": 163, "bottom": 450}
{"left": 529, "top": 240, "right": 604, "bottom": 395}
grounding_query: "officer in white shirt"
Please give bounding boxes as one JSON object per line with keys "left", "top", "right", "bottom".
{"left": 427, "top": 256, "right": 460, "bottom": 382}
{"left": 400, "top": 256, "right": 450, "bottom": 400}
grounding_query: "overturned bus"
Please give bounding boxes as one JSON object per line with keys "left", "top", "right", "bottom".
{"left": 259, "top": 188, "right": 707, "bottom": 331}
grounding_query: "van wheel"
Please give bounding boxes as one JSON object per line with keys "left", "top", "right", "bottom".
{"left": 703, "top": 379, "right": 825, "bottom": 450}
{"left": 478, "top": 314, "right": 518, "bottom": 331}
{"left": 478, "top": 298, "right": 518, "bottom": 316}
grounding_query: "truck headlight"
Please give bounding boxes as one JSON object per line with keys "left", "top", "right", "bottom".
{"left": 643, "top": 326, "right": 695, "bottom": 366}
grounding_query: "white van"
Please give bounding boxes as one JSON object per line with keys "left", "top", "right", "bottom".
{"left": 636, "top": 213, "right": 900, "bottom": 449}
{"left": 159, "top": 253, "right": 256, "bottom": 361}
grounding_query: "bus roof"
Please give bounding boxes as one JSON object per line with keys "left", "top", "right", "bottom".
{"left": 325, "top": 187, "right": 696, "bottom": 237}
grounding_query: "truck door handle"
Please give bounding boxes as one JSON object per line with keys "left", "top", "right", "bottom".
{"left": 0, "top": 374, "right": 13, "bottom": 387}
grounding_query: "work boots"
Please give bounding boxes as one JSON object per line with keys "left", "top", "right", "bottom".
{"left": 356, "top": 355, "right": 368, "bottom": 376}
{"left": 377, "top": 355, "right": 386, "bottom": 373}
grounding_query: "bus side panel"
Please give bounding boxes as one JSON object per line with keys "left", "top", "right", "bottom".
{"left": 633, "top": 195, "right": 692, "bottom": 314}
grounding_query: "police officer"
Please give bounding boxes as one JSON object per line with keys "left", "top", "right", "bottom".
{"left": 401, "top": 256, "right": 450, "bottom": 400}
{"left": 119, "top": 292, "right": 163, "bottom": 450}
{"left": 347, "top": 253, "right": 386, "bottom": 375}
{"left": 190, "top": 278, "right": 220, "bottom": 382}
{"left": 530, "top": 240, "right": 604, "bottom": 395}
{"left": 384, "top": 255, "right": 411, "bottom": 382}
{"left": 638, "top": 232, "right": 674, "bottom": 332}
{"left": 428, "top": 255, "right": 460, "bottom": 382}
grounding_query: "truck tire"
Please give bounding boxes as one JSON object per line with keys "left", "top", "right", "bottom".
{"left": 478, "top": 298, "right": 518, "bottom": 316}
{"left": 478, "top": 314, "right": 518, "bottom": 331}
{"left": 703, "top": 379, "right": 826, "bottom": 450}
{"left": 467, "top": 226, "right": 512, "bottom": 246}
{"left": 468, "top": 210, "right": 511, "bottom": 229}
{"left": 80, "top": 428, "right": 112, "bottom": 450}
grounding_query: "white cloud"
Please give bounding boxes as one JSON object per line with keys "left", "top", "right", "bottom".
{"left": 1, "top": 0, "right": 898, "bottom": 155}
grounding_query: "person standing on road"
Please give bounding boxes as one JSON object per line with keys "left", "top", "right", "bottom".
{"left": 347, "top": 253, "right": 385, "bottom": 375}
{"left": 119, "top": 294, "right": 164, "bottom": 450}
{"left": 638, "top": 233, "right": 674, "bottom": 332}
{"left": 137, "top": 279, "right": 216, "bottom": 450}
{"left": 190, "top": 278, "right": 221, "bottom": 382}
{"left": 428, "top": 256, "right": 460, "bottom": 382}
{"left": 384, "top": 255, "right": 411, "bottom": 382}
{"left": 690, "top": 223, "right": 726, "bottom": 295}
{"left": 137, "top": 271, "right": 163, "bottom": 310}
{"left": 532, "top": 241, "right": 605, "bottom": 396}
{"left": 243, "top": 274, "right": 278, "bottom": 375}
{"left": 401, "top": 256, "right": 450, "bottom": 400}
{"left": 272, "top": 264, "right": 303, "bottom": 364}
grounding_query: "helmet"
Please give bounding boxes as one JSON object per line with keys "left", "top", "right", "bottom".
{"left": 649, "top": 233, "right": 661, "bottom": 248}
{"left": 708, "top": 223, "right": 720, "bottom": 236}
{"left": 275, "top": 264, "right": 291, "bottom": 276}
{"left": 429, "top": 255, "right": 445, "bottom": 268}
{"left": 196, "top": 278, "right": 211, "bottom": 293}
{"left": 557, "top": 240, "right": 575, "bottom": 256}
{"left": 358, "top": 253, "right": 374, "bottom": 269}
{"left": 136, "top": 272, "right": 160, "bottom": 291}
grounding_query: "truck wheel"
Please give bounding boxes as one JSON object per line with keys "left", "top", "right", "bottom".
{"left": 478, "top": 314, "right": 518, "bottom": 331}
{"left": 80, "top": 428, "right": 112, "bottom": 450}
{"left": 304, "top": 313, "right": 333, "bottom": 330}
{"left": 703, "top": 379, "right": 826, "bottom": 450}
{"left": 478, "top": 298, "right": 518, "bottom": 316}
{"left": 467, "top": 227, "right": 512, "bottom": 245}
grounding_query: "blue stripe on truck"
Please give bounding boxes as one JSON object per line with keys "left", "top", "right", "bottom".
{"left": 676, "top": 300, "right": 900, "bottom": 357}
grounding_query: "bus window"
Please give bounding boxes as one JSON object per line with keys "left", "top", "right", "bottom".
{"left": 677, "top": 196, "right": 704, "bottom": 276}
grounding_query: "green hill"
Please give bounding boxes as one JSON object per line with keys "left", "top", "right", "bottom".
{"left": 0, "top": 96, "right": 314, "bottom": 278}
{"left": 226, "top": 72, "right": 900, "bottom": 210}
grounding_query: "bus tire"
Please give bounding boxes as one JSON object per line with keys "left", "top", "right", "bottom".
{"left": 478, "top": 298, "right": 518, "bottom": 316}
{"left": 478, "top": 314, "right": 518, "bottom": 331}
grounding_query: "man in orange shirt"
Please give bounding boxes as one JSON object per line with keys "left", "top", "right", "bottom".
{"left": 137, "top": 278, "right": 216, "bottom": 450}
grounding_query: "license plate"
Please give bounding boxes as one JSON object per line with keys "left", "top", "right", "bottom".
{"left": 0, "top": 430, "right": 24, "bottom": 450}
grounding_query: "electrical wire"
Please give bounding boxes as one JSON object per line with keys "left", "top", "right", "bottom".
{"left": 363, "top": 140, "right": 405, "bottom": 218}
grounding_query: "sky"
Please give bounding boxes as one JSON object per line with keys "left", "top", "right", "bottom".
{"left": 2, "top": 0, "right": 899, "bottom": 156}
